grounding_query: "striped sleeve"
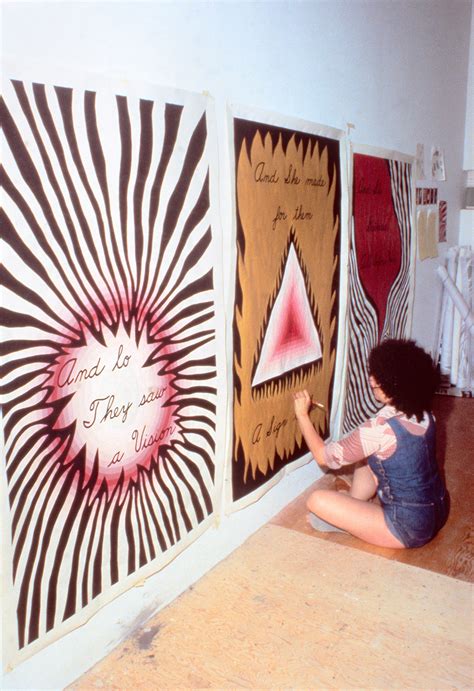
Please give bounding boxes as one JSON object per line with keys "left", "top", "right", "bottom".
{"left": 323, "top": 414, "right": 397, "bottom": 468}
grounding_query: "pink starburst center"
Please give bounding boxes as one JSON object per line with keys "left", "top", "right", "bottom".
{"left": 47, "top": 322, "right": 179, "bottom": 496}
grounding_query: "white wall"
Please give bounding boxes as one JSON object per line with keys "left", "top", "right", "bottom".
{"left": 2, "top": 1, "right": 472, "bottom": 688}
{"left": 464, "top": 2, "right": 474, "bottom": 171}
{"left": 2, "top": 0, "right": 471, "bottom": 346}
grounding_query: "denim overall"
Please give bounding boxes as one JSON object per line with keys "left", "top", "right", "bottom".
{"left": 368, "top": 414, "right": 448, "bottom": 548}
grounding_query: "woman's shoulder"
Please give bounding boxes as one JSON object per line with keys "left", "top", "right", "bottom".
{"left": 364, "top": 405, "right": 398, "bottom": 427}
{"left": 373, "top": 406, "right": 432, "bottom": 433}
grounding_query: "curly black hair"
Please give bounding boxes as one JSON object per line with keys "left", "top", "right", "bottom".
{"left": 368, "top": 339, "right": 440, "bottom": 421}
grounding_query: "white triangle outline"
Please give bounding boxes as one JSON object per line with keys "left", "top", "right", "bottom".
{"left": 252, "top": 243, "right": 322, "bottom": 388}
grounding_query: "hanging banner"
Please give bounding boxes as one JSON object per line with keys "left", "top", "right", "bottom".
{"left": 1, "top": 69, "right": 225, "bottom": 668}
{"left": 341, "top": 144, "right": 416, "bottom": 433}
{"left": 228, "top": 107, "right": 346, "bottom": 510}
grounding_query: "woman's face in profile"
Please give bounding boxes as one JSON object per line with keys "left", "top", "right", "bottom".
{"left": 369, "top": 375, "right": 389, "bottom": 404}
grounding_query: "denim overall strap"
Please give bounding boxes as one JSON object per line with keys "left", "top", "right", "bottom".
{"left": 368, "top": 413, "right": 443, "bottom": 505}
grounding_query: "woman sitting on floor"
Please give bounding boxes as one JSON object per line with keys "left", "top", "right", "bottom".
{"left": 293, "top": 339, "right": 448, "bottom": 549}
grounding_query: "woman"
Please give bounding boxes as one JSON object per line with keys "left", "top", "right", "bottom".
{"left": 293, "top": 339, "right": 448, "bottom": 548}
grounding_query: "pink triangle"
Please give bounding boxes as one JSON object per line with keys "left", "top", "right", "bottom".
{"left": 252, "top": 244, "right": 322, "bottom": 387}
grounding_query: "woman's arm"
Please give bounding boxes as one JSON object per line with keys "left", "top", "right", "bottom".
{"left": 293, "top": 390, "right": 328, "bottom": 468}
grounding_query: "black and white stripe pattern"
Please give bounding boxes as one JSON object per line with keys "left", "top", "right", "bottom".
{"left": 342, "top": 226, "right": 380, "bottom": 433}
{"left": 382, "top": 160, "right": 413, "bottom": 340}
{"left": 1, "top": 79, "right": 217, "bottom": 653}
{"left": 342, "top": 158, "right": 413, "bottom": 433}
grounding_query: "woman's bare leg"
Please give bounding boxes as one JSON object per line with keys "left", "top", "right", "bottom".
{"left": 306, "top": 489, "right": 405, "bottom": 549}
{"left": 350, "top": 463, "right": 378, "bottom": 500}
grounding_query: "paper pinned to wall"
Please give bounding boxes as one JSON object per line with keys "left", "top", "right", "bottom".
{"left": 417, "top": 207, "right": 439, "bottom": 259}
{"left": 431, "top": 145, "right": 446, "bottom": 181}
{"left": 227, "top": 106, "right": 347, "bottom": 510}
{"left": 416, "top": 143, "right": 426, "bottom": 180}
{"left": 439, "top": 200, "right": 448, "bottom": 242}
{"left": 1, "top": 68, "right": 226, "bottom": 669}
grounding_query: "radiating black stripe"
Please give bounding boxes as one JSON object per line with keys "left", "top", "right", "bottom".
{"left": 151, "top": 175, "right": 210, "bottom": 307}
{"left": 161, "top": 456, "right": 192, "bottom": 533}
{"left": 0, "top": 307, "right": 67, "bottom": 340}
{"left": 14, "top": 459, "right": 68, "bottom": 647}
{"left": 0, "top": 351, "right": 52, "bottom": 380}
{"left": 131, "top": 486, "right": 149, "bottom": 569}
{"left": 160, "top": 330, "right": 215, "bottom": 355}
{"left": 124, "top": 490, "right": 136, "bottom": 576}
{"left": 84, "top": 90, "right": 130, "bottom": 315}
{"left": 91, "top": 491, "right": 113, "bottom": 599}
{"left": 46, "top": 472, "right": 90, "bottom": 631}
{"left": 153, "top": 269, "right": 214, "bottom": 326}
{"left": 178, "top": 412, "right": 216, "bottom": 434}
{"left": 147, "top": 465, "right": 176, "bottom": 547}
{"left": 148, "top": 336, "right": 214, "bottom": 373}
{"left": 109, "top": 480, "right": 125, "bottom": 586}
{"left": 166, "top": 452, "right": 204, "bottom": 522}
{"left": 171, "top": 445, "right": 213, "bottom": 515}
{"left": 136, "top": 485, "right": 156, "bottom": 564}
{"left": 138, "top": 471, "right": 165, "bottom": 554}
{"left": 11, "top": 441, "right": 69, "bottom": 562}
{"left": 133, "top": 99, "right": 154, "bottom": 292}
{"left": 0, "top": 188, "right": 87, "bottom": 331}
{"left": 0, "top": 338, "right": 61, "bottom": 357}
{"left": 9, "top": 436, "right": 67, "bottom": 515}
{"left": 81, "top": 488, "right": 103, "bottom": 607}
{"left": 146, "top": 113, "right": 207, "bottom": 303}
{"left": 55, "top": 86, "right": 121, "bottom": 316}
{"left": 4, "top": 400, "right": 59, "bottom": 474}
{"left": 27, "top": 461, "right": 83, "bottom": 643}
{"left": 155, "top": 462, "right": 180, "bottom": 542}
{"left": 141, "top": 103, "right": 183, "bottom": 306}
{"left": 32, "top": 84, "right": 114, "bottom": 323}
{"left": 162, "top": 354, "right": 216, "bottom": 377}
{"left": 159, "top": 226, "right": 213, "bottom": 311}
{"left": 116, "top": 95, "right": 135, "bottom": 296}
{"left": 0, "top": 265, "right": 76, "bottom": 335}
{"left": 154, "top": 302, "right": 214, "bottom": 337}
{"left": 9, "top": 82, "right": 100, "bottom": 327}
{"left": 62, "top": 492, "right": 98, "bottom": 621}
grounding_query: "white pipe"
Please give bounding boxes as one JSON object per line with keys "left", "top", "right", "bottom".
{"left": 437, "top": 265, "right": 474, "bottom": 334}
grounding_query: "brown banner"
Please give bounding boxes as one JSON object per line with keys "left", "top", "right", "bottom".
{"left": 232, "top": 119, "right": 341, "bottom": 501}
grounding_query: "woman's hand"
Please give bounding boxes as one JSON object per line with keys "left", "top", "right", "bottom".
{"left": 293, "top": 389, "right": 312, "bottom": 418}
{"left": 292, "top": 389, "right": 327, "bottom": 468}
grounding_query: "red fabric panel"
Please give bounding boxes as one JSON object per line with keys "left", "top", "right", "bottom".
{"left": 353, "top": 153, "right": 402, "bottom": 335}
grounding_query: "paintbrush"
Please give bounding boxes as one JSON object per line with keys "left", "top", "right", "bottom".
{"left": 292, "top": 396, "right": 325, "bottom": 423}
{"left": 292, "top": 392, "right": 326, "bottom": 416}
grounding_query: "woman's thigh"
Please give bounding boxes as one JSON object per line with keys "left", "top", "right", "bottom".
{"left": 306, "top": 489, "right": 405, "bottom": 549}
{"left": 350, "top": 463, "right": 378, "bottom": 501}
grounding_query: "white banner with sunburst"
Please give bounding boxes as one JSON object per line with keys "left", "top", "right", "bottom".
{"left": 0, "top": 66, "right": 225, "bottom": 668}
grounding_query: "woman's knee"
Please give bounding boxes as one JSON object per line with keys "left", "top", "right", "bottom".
{"left": 306, "top": 489, "right": 333, "bottom": 515}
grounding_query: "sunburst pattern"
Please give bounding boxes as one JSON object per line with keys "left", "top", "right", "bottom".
{"left": 1, "top": 78, "right": 218, "bottom": 655}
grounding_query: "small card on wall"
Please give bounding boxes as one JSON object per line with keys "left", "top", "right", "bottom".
{"left": 417, "top": 207, "right": 439, "bottom": 260}
{"left": 416, "top": 187, "right": 438, "bottom": 206}
{"left": 439, "top": 200, "right": 447, "bottom": 242}
{"left": 415, "top": 143, "right": 425, "bottom": 180}
{"left": 431, "top": 145, "right": 446, "bottom": 181}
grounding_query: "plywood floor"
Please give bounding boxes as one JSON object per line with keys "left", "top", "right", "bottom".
{"left": 70, "top": 395, "right": 474, "bottom": 689}
{"left": 70, "top": 524, "right": 472, "bottom": 690}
